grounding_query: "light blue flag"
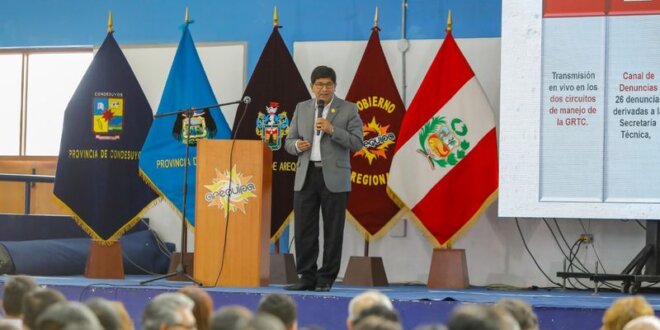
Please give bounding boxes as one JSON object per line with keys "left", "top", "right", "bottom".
{"left": 139, "top": 23, "right": 231, "bottom": 226}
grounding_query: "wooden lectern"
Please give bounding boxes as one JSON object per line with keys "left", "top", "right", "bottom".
{"left": 194, "top": 140, "right": 272, "bottom": 287}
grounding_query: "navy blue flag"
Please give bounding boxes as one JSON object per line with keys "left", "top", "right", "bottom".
{"left": 139, "top": 23, "right": 231, "bottom": 227}
{"left": 231, "top": 27, "right": 310, "bottom": 240}
{"left": 53, "top": 32, "right": 158, "bottom": 243}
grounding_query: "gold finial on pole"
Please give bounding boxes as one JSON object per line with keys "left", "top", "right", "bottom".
{"left": 446, "top": 10, "right": 452, "bottom": 32}
{"left": 184, "top": 7, "right": 190, "bottom": 24}
{"left": 374, "top": 6, "right": 379, "bottom": 28}
{"left": 107, "top": 11, "right": 114, "bottom": 33}
{"left": 273, "top": 6, "right": 279, "bottom": 27}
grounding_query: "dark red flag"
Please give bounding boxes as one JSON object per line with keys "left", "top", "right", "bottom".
{"left": 345, "top": 27, "right": 405, "bottom": 239}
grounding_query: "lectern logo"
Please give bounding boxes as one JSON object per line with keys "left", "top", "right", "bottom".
{"left": 203, "top": 165, "right": 257, "bottom": 216}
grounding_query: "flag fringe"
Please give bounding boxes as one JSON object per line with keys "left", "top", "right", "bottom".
{"left": 52, "top": 194, "right": 159, "bottom": 246}
{"left": 345, "top": 212, "right": 374, "bottom": 240}
{"left": 384, "top": 185, "right": 439, "bottom": 245}
{"left": 270, "top": 211, "right": 294, "bottom": 243}
{"left": 105, "top": 197, "right": 161, "bottom": 242}
{"left": 345, "top": 207, "right": 408, "bottom": 242}
{"left": 402, "top": 189, "right": 499, "bottom": 249}
{"left": 404, "top": 210, "right": 444, "bottom": 249}
{"left": 444, "top": 189, "right": 498, "bottom": 247}
{"left": 385, "top": 185, "right": 407, "bottom": 210}
{"left": 139, "top": 169, "right": 194, "bottom": 231}
{"left": 386, "top": 176, "right": 499, "bottom": 248}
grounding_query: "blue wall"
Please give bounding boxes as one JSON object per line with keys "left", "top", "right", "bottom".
{"left": 1, "top": 0, "right": 500, "bottom": 252}
{"left": 0, "top": 0, "right": 501, "bottom": 76}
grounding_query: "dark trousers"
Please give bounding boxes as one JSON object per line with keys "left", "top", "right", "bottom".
{"left": 293, "top": 165, "right": 348, "bottom": 285}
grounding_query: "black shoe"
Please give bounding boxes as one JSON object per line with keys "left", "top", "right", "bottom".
{"left": 314, "top": 283, "right": 332, "bottom": 292}
{"left": 284, "top": 281, "right": 316, "bottom": 291}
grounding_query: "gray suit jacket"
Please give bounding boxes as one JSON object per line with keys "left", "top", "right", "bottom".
{"left": 285, "top": 97, "right": 363, "bottom": 192}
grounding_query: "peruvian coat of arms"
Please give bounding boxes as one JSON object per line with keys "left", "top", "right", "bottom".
{"left": 417, "top": 116, "right": 470, "bottom": 169}
{"left": 256, "top": 102, "right": 289, "bottom": 151}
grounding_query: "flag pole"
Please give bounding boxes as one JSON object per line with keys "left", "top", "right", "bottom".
{"left": 141, "top": 7, "right": 201, "bottom": 286}
{"left": 265, "top": 5, "right": 297, "bottom": 285}
{"left": 342, "top": 6, "right": 390, "bottom": 287}
{"left": 84, "top": 11, "right": 125, "bottom": 279}
{"left": 273, "top": 5, "right": 281, "bottom": 255}
{"left": 107, "top": 11, "right": 113, "bottom": 34}
{"left": 360, "top": 5, "right": 380, "bottom": 259}
{"left": 445, "top": 11, "right": 453, "bottom": 251}
{"left": 446, "top": 9, "right": 452, "bottom": 33}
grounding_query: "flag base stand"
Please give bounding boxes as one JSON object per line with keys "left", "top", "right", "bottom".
{"left": 342, "top": 256, "right": 389, "bottom": 287}
{"left": 85, "top": 240, "right": 124, "bottom": 279}
{"left": 166, "top": 252, "right": 195, "bottom": 281}
{"left": 269, "top": 253, "right": 297, "bottom": 284}
{"left": 427, "top": 249, "right": 469, "bottom": 289}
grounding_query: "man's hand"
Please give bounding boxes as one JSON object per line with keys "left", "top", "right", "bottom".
{"left": 316, "top": 118, "right": 334, "bottom": 134}
{"left": 296, "top": 139, "right": 311, "bottom": 152}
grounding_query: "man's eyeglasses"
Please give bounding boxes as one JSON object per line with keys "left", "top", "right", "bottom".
{"left": 313, "top": 82, "right": 335, "bottom": 89}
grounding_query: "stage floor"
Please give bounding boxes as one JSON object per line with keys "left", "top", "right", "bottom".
{"left": 3, "top": 275, "right": 659, "bottom": 329}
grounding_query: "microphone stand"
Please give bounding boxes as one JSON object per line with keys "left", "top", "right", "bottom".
{"left": 140, "top": 98, "right": 247, "bottom": 286}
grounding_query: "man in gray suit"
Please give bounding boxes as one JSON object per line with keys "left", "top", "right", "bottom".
{"left": 284, "top": 65, "right": 363, "bottom": 292}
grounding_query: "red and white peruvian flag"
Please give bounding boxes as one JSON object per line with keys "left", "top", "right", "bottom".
{"left": 387, "top": 31, "right": 498, "bottom": 247}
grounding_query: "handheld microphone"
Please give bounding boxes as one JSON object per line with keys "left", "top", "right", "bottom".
{"left": 242, "top": 96, "right": 252, "bottom": 104}
{"left": 316, "top": 100, "right": 325, "bottom": 136}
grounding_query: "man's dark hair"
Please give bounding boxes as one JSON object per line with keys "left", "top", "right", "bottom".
{"left": 256, "top": 293, "right": 297, "bottom": 329}
{"left": 353, "top": 305, "right": 400, "bottom": 328}
{"left": 22, "top": 287, "right": 67, "bottom": 330}
{"left": 84, "top": 298, "right": 122, "bottom": 330}
{"left": 2, "top": 275, "right": 38, "bottom": 317}
{"left": 310, "top": 66, "right": 336, "bottom": 85}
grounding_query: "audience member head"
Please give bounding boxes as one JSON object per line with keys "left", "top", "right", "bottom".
{"left": 179, "top": 286, "right": 214, "bottom": 330}
{"left": 602, "top": 296, "right": 654, "bottom": 330}
{"left": 352, "top": 305, "right": 401, "bottom": 330}
{"left": 242, "top": 313, "right": 286, "bottom": 330}
{"left": 141, "top": 292, "right": 196, "bottom": 330}
{"left": 209, "top": 305, "right": 252, "bottom": 330}
{"left": 35, "top": 301, "right": 103, "bottom": 330}
{"left": 111, "top": 301, "right": 134, "bottom": 330}
{"left": 2, "top": 275, "right": 38, "bottom": 318}
{"left": 22, "top": 287, "right": 67, "bottom": 330}
{"left": 257, "top": 293, "right": 297, "bottom": 330}
{"left": 447, "top": 304, "right": 520, "bottom": 330}
{"left": 0, "top": 319, "right": 21, "bottom": 330}
{"left": 414, "top": 325, "right": 447, "bottom": 330}
{"left": 623, "top": 316, "right": 660, "bottom": 330}
{"left": 347, "top": 290, "right": 394, "bottom": 330}
{"left": 84, "top": 298, "right": 122, "bottom": 330}
{"left": 353, "top": 315, "right": 401, "bottom": 330}
{"left": 494, "top": 299, "right": 538, "bottom": 330}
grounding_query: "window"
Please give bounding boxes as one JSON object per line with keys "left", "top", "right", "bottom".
{"left": 0, "top": 55, "right": 23, "bottom": 155}
{"left": 0, "top": 50, "right": 93, "bottom": 156}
